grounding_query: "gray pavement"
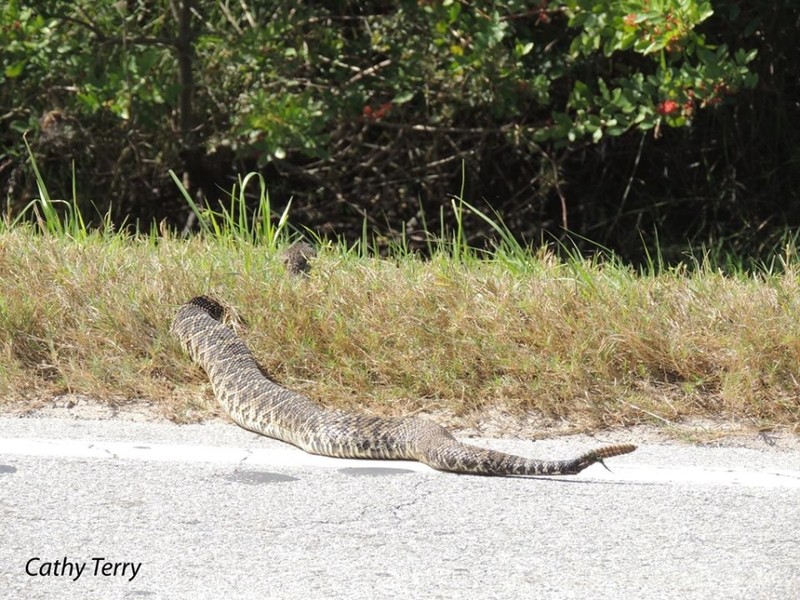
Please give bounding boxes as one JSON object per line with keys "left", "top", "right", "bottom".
{"left": 1, "top": 417, "right": 799, "bottom": 599}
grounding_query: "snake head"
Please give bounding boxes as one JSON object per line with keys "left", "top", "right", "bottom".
{"left": 186, "top": 295, "right": 225, "bottom": 321}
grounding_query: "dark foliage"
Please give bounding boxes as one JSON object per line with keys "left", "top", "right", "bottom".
{"left": 1, "top": 1, "right": 794, "bottom": 262}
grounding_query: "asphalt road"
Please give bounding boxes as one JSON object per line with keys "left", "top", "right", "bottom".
{"left": 1, "top": 416, "right": 799, "bottom": 600}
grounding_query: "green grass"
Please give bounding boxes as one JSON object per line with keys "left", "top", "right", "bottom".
{"left": 1, "top": 164, "right": 799, "bottom": 433}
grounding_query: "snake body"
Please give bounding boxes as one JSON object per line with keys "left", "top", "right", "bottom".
{"left": 172, "top": 295, "right": 635, "bottom": 476}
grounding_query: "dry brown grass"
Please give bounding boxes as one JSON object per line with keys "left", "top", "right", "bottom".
{"left": 1, "top": 228, "right": 799, "bottom": 433}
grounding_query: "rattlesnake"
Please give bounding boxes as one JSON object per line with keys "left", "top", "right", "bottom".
{"left": 172, "top": 285, "right": 635, "bottom": 476}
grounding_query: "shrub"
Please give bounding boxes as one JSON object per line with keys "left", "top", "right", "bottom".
{"left": 1, "top": 1, "right": 774, "bottom": 259}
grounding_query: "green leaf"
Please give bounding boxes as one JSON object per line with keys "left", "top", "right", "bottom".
{"left": 515, "top": 41, "right": 534, "bottom": 57}
{"left": 393, "top": 90, "right": 415, "bottom": 104}
{"left": 4, "top": 60, "right": 25, "bottom": 78}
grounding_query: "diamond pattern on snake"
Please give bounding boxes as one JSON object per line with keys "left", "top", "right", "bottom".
{"left": 171, "top": 292, "right": 635, "bottom": 476}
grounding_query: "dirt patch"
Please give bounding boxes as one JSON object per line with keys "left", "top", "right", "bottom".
{"left": 3, "top": 394, "right": 798, "bottom": 452}
{"left": 3, "top": 393, "right": 222, "bottom": 425}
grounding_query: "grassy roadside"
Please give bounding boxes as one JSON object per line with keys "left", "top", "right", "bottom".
{"left": 0, "top": 219, "right": 799, "bottom": 433}
{"left": 1, "top": 158, "right": 798, "bottom": 433}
